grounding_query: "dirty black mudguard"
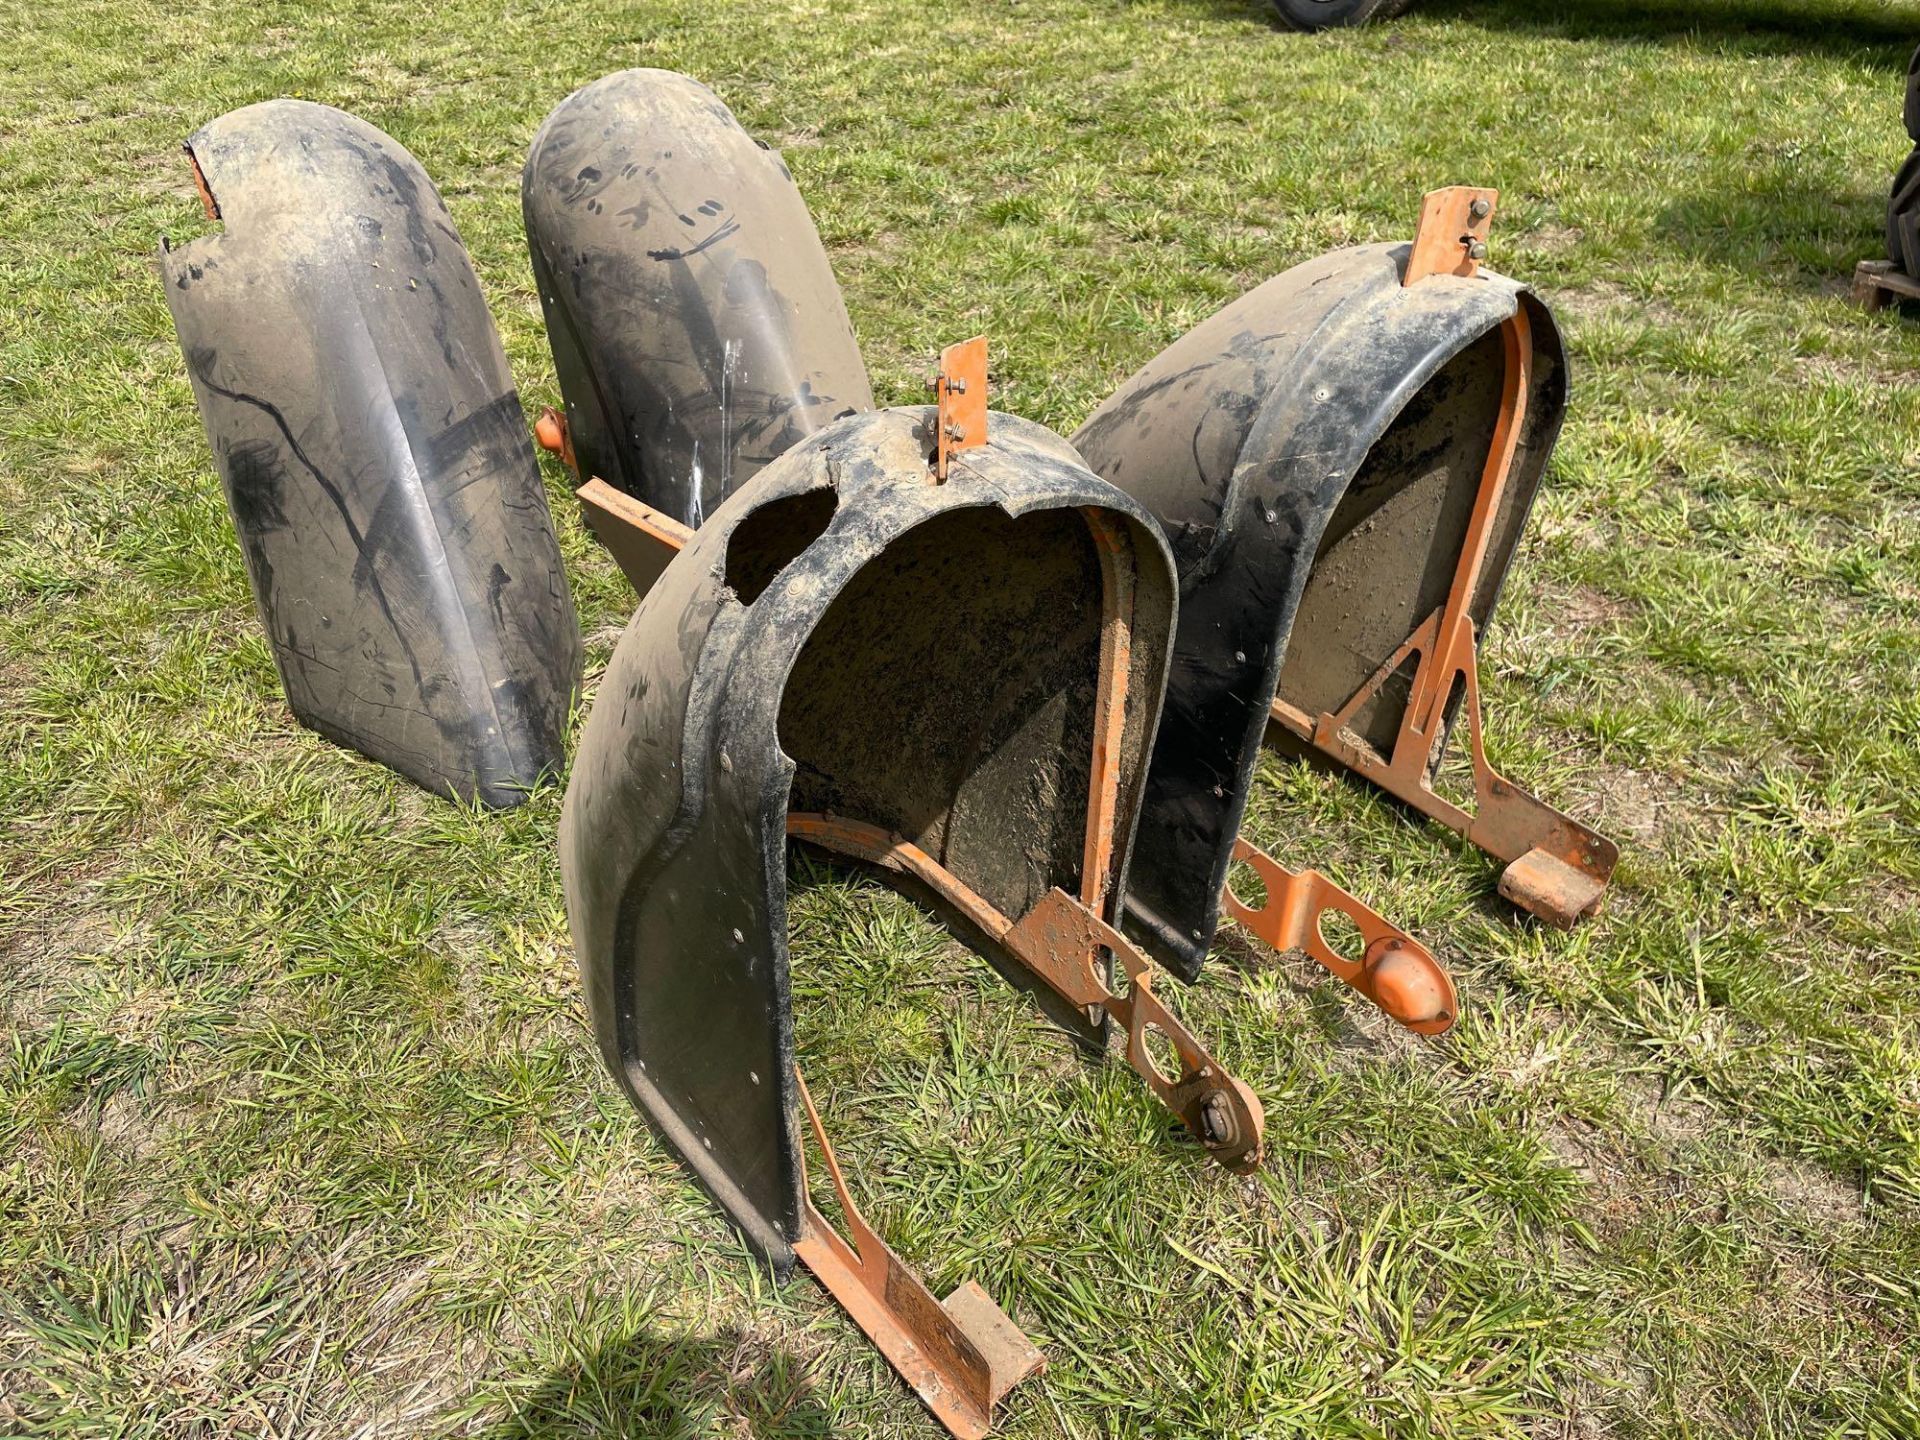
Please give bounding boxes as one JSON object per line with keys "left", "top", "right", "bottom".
{"left": 161, "top": 100, "right": 582, "bottom": 807}
{"left": 524, "top": 69, "right": 874, "bottom": 528}
{"left": 1074, "top": 244, "right": 1566, "bottom": 979}
{"left": 561, "top": 408, "right": 1174, "bottom": 1271}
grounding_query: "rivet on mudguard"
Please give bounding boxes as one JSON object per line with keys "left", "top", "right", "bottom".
{"left": 160, "top": 100, "right": 582, "bottom": 807}
{"left": 1074, "top": 190, "right": 1617, "bottom": 1011}
{"left": 561, "top": 406, "right": 1261, "bottom": 1437}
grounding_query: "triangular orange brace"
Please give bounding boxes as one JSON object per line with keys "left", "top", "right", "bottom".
{"left": 791, "top": 1067, "right": 1042, "bottom": 1440}
{"left": 1267, "top": 304, "right": 1618, "bottom": 929}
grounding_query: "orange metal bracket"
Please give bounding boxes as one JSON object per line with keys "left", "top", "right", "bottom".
{"left": 1223, "top": 838, "right": 1456, "bottom": 1034}
{"left": 933, "top": 336, "right": 987, "bottom": 481}
{"left": 186, "top": 146, "right": 220, "bottom": 222}
{"left": 789, "top": 813, "right": 1265, "bottom": 1173}
{"left": 791, "top": 1066, "right": 1043, "bottom": 1440}
{"left": 574, "top": 477, "right": 692, "bottom": 596}
{"left": 783, "top": 505, "right": 1266, "bottom": 1168}
{"left": 1002, "top": 889, "right": 1265, "bottom": 1167}
{"left": 532, "top": 408, "right": 697, "bottom": 596}
{"left": 1405, "top": 185, "right": 1498, "bottom": 285}
{"left": 775, "top": 501, "right": 1261, "bottom": 1436}
{"left": 1078, "top": 509, "right": 1134, "bottom": 915}
{"left": 1268, "top": 304, "right": 1618, "bottom": 929}
{"left": 533, "top": 404, "right": 577, "bottom": 473}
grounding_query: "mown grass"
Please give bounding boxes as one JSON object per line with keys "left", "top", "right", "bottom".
{"left": 4, "top": 0, "right": 1920, "bottom": 1434}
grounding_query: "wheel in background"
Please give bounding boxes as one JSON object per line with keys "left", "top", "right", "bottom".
{"left": 1267, "top": 0, "right": 1418, "bottom": 31}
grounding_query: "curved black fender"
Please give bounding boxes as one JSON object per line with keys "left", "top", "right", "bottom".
{"left": 1074, "top": 243, "right": 1567, "bottom": 978}
{"left": 1889, "top": 147, "right": 1920, "bottom": 275}
{"left": 560, "top": 407, "right": 1175, "bottom": 1270}
{"left": 160, "top": 100, "right": 583, "bottom": 808}
{"left": 524, "top": 69, "right": 874, "bottom": 527}
{"left": 1906, "top": 42, "right": 1920, "bottom": 144}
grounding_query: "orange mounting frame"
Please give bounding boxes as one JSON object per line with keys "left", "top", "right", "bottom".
{"left": 785, "top": 501, "right": 1262, "bottom": 1173}
{"left": 1079, "top": 508, "right": 1133, "bottom": 915}
{"left": 1267, "top": 298, "right": 1619, "bottom": 929}
{"left": 570, "top": 390, "right": 1262, "bottom": 1437}
{"left": 1222, "top": 839, "right": 1457, "bottom": 1035}
{"left": 574, "top": 476, "right": 693, "bottom": 596}
{"left": 791, "top": 1066, "right": 1043, "bottom": 1440}
{"left": 792, "top": 812, "right": 1266, "bottom": 1174}
{"left": 933, "top": 336, "right": 987, "bottom": 482}
{"left": 1404, "top": 185, "right": 1498, "bottom": 286}
{"left": 778, "top": 494, "right": 1263, "bottom": 1437}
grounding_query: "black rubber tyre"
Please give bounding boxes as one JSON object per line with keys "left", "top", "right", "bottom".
{"left": 1268, "top": 0, "right": 1418, "bottom": 30}
{"left": 1905, "top": 43, "right": 1920, "bottom": 143}
{"left": 1889, "top": 147, "right": 1920, "bottom": 274}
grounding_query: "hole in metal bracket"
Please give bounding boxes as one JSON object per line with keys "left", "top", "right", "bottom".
{"left": 1141, "top": 1023, "right": 1181, "bottom": 1085}
{"left": 1316, "top": 908, "right": 1367, "bottom": 968}
{"left": 1225, "top": 856, "right": 1268, "bottom": 912}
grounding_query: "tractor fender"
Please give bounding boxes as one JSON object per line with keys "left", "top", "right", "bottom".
{"left": 160, "top": 100, "right": 582, "bottom": 808}
{"left": 524, "top": 69, "right": 874, "bottom": 529}
{"left": 1074, "top": 242, "right": 1566, "bottom": 977}
{"left": 560, "top": 407, "right": 1175, "bottom": 1270}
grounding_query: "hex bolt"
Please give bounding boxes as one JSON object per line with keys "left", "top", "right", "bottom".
{"left": 1467, "top": 240, "right": 1488, "bottom": 261}
{"left": 1199, "top": 1092, "right": 1235, "bottom": 1147}
{"left": 1469, "top": 197, "right": 1492, "bottom": 221}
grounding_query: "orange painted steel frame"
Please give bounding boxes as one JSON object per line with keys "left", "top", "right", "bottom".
{"left": 1224, "top": 840, "right": 1456, "bottom": 1035}
{"left": 567, "top": 378, "right": 1261, "bottom": 1438}
{"left": 791, "top": 1067, "right": 1042, "bottom": 1440}
{"left": 1268, "top": 189, "right": 1618, "bottom": 928}
{"left": 564, "top": 370, "right": 1464, "bottom": 1040}
{"left": 934, "top": 337, "right": 988, "bottom": 482}
{"left": 790, "top": 814, "right": 1266, "bottom": 1173}
{"left": 779, "top": 490, "right": 1260, "bottom": 1435}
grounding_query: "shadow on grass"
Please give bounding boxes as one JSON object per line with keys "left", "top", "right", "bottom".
{"left": 477, "top": 1324, "right": 836, "bottom": 1439}
{"left": 1199, "top": 0, "right": 1915, "bottom": 67}
{"left": 1657, "top": 174, "right": 1893, "bottom": 289}
{"left": 1396, "top": 0, "right": 1915, "bottom": 66}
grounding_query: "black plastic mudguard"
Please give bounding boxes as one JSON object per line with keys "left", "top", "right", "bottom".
{"left": 524, "top": 69, "right": 874, "bottom": 528}
{"left": 1905, "top": 43, "right": 1920, "bottom": 144}
{"left": 560, "top": 408, "right": 1174, "bottom": 1271}
{"left": 1074, "top": 244, "right": 1566, "bottom": 979}
{"left": 1889, "top": 148, "right": 1920, "bottom": 274}
{"left": 161, "top": 100, "right": 582, "bottom": 807}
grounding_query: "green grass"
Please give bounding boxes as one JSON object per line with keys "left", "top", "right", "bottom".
{"left": 5, "top": 0, "right": 1920, "bottom": 1434}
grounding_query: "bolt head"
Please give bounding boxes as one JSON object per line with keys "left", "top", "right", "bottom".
{"left": 1199, "top": 1093, "right": 1234, "bottom": 1146}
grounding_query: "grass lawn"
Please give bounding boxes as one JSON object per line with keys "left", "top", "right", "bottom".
{"left": 5, "top": 0, "right": 1920, "bottom": 1434}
